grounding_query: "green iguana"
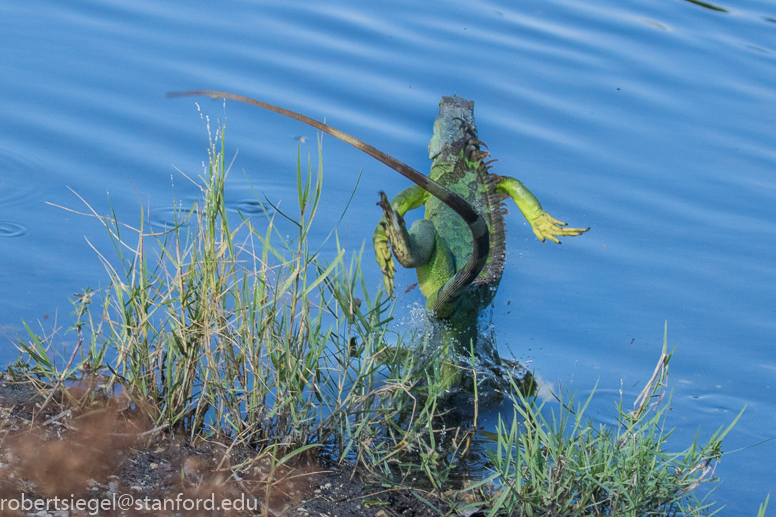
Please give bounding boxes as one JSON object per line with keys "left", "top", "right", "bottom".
{"left": 167, "top": 91, "right": 588, "bottom": 370}
{"left": 373, "top": 96, "right": 588, "bottom": 360}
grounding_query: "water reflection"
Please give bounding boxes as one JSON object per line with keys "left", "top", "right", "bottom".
{"left": 683, "top": 0, "right": 729, "bottom": 13}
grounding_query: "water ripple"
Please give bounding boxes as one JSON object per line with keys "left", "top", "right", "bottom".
{"left": 232, "top": 199, "right": 271, "bottom": 217}
{"left": 0, "top": 221, "right": 28, "bottom": 238}
{"left": 148, "top": 202, "right": 199, "bottom": 232}
{"left": 0, "top": 148, "right": 40, "bottom": 209}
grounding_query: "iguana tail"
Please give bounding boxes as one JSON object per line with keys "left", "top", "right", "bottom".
{"left": 166, "top": 91, "right": 490, "bottom": 310}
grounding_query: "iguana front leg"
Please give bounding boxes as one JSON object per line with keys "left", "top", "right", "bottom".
{"left": 495, "top": 176, "right": 589, "bottom": 243}
{"left": 372, "top": 185, "right": 430, "bottom": 295}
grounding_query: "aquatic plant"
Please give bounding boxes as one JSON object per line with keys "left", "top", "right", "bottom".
{"left": 468, "top": 328, "right": 744, "bottom": 516}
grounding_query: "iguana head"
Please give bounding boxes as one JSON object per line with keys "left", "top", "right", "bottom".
{"left": 428, "top": 96, "right": 478, "bottom": 160}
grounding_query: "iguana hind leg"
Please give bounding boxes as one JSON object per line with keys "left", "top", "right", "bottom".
{"left": 373, "top": 185, "right": 430, "bottom": 295}
{"left": 375, "top": 191, "right": 456, "bottom": 302}
{"left": 377, "top": 192, "right": 435, "bottom": 269}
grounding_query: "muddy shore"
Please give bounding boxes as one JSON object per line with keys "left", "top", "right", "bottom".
{"left": 0, "top": 374, "right": 455, "bottom": 517}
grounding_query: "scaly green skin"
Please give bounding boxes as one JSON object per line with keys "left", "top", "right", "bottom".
{"left": 373, "top": 96, "right": 589, "bottom": 359}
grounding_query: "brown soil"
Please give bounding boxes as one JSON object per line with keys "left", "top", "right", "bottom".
{"left": 0, "top": 374, "right": 458, "bottom": 517}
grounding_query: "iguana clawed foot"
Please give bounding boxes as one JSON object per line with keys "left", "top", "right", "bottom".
{"left": 374, "top": 192, "right": 397, "bottom": 296}
{"left": 529, "top": 212, "right": 590, "bottom": 244}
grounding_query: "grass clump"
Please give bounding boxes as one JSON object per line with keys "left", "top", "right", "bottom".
{"left": 12, "top": 123, "right": 450, "bottom": 473}
{"left": 462, "top": 327, "right": 744, "bottom": 516}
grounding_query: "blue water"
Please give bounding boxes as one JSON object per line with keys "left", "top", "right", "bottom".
{"left": 2, "top": 0, "right": 774, "bottom": 511}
